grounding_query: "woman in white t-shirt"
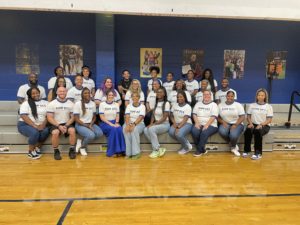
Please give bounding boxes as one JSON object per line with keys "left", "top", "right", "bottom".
{"left": 144, "top": 87, "right": 170, "bottom": 158}
{"left": 99, "top": 90, "right": 126, "bottom": 157}
{"left": 169, "top": 90, "right": 193, "bottom": 155}
{"left": 163, "top": 72, "right": 175, "bottom": 97}
{"left": 218, "top": 91, "right": 245, "bottom": 156}
{"left": 94, "top": 78, "right": 121, "bottom": 107}
{"left": 168, "top": 79, "right": 192, "bottom": 106}
{"left": 145, "top": 79, "right": 161, "bottom": 126}
{"left": 74, "top": 88, "right": 103, "bottom": 156}
{"left": 123, "top": 92, "right": 146, "bottom": 159}
{"left": 18, "top": 87, "right": 49, "bottom": 159}
{"left": 47, "top": 66, "right": 73, "bottom": 91}
{"left": 125, "top": 79, "right": 145, "bottom": 107}
{"left": 243, "top": 88, "right": 273, "bottom": 160}
{"left": 192, "top": 90, "right": 219, "bottom": 157}
{"left": 199, "top": 68, "right": 218, "bottom": 94}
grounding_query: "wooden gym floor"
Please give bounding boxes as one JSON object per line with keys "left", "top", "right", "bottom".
{"left": 0, "top": 151, "right": 299, "bottom": 225}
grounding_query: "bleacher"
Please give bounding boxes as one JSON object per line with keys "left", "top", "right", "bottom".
{"left": 0, "top": 101, "right": 299, "bottom": 153}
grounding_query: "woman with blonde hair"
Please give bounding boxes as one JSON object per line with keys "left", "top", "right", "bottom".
{"left": 125, "top": 79, "right": 145, "bottom": 107}
{"left": 243, "top": 88, "right": 273, "bottom": 160}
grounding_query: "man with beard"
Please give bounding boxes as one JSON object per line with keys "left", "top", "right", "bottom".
{"left": 17, "top": 73, "right": 46, "bottom": 104}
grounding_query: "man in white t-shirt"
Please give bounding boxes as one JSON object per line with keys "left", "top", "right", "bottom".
{"left": 47, "top": 87, "right": 76, "bottom": 160}
{"left": 17, "top": 73, "right": 46, "bottom": 104}
{"left": 215, "top": 78, "right": 237, "bottom": 104}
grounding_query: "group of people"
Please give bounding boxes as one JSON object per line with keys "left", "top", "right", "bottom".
{"left": 16, "top": 65, "right": 273, "bottom": 161}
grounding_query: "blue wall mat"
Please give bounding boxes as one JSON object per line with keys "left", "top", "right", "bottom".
{"left": 115, "top": 15, "right": 300, "bottom": 103}
{"left": 0, "top": 11, "right": 96, "bottom": 100}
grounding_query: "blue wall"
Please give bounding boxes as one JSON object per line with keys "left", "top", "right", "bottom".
{"left": 0, "top": 11, "right": 96, "bottom": 100}
{"left": 0, "top": 11, "right": 299, "bottom": 103}
{"left": 115, "top": 15, "right": 300, "bottom": 103}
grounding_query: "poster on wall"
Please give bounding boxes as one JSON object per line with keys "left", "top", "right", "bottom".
{"left": 182, "top": 49, "right": 204, "bottom": 79}
{"left": 16, "top": 43, "right": 40, "bottom": 75}
{"left": 223, "top": 50, "right": 245, "bottom": 79}
{"left": 59, "top": 45, "right": 83, "bottom": 76}
{"left": 140, "top": 48, "right": 162, "bottom": 78}
{"left": 266, "top": 51, "right": 287, "bottom": 79}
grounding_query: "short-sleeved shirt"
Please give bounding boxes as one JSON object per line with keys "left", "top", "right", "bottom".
{"left": 47, "top": 98, "right": 74, "bottom": 124}
{"left": 215, "top": 88, "right": 237, "bottom": 103}
{"left": 168, "top": 90, "right": 192, "bottom": 106}
{"left": 17, "top": 84, "right": 46, "bottom": 101}
{"left": 195, "top": 91, "right": 214, "bottom": 103}
{"left": 73, "top": 100, "right": 96, "bottom": 124}
{"left": 147, "top": 78, "right": 162, "bottom": 91}
{"left": 185, "top": 80, "right": 199, "bottom": 94}
{"left": 67, "top": 86, "right": 83, "bottom": 103}
{"left": 125, "top": 103, "right": 146, "bottom": 123}
{"left": 82, "top": 77, "right": 95, "bottom": 91}
{"left": 94, "top": 89, "right": 121, "bottom": 103}
{"left": 199, "top": 79, "right": 218, "bottom": 91}
{"left": 99, "top": 101, "right": 120, "bottom": 121}
{"left": 125, "top": 90, "right": 145, "bottom": 104}
{"left": 163, "top": 81, "right": 175, "bottom": 97}
{"left": 171, "top": 103, "right": 192, "bottom": 124}
{"left": 247, "top": 102, "right": 273, "bottom": 125}
{"left": 48, "top": 76, "right": 73, "bottom": 90}
{"left": 153, "top": 101, "right": 171, "bottom": 121}
{"left": 19, "top": 100, "right": 48, "bottom": 125}
{"left": 193, "top": 101, "right": 219, "bottom": 127}
{"left": 218, "top": 101, "right": 245, "bottom": 124}
{"left": 146, "top": 91, "right": 157, "bottom": 110}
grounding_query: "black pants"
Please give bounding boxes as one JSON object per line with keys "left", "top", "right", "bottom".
{"left": 244, "top": 124, "right": 270, "bottom": 155}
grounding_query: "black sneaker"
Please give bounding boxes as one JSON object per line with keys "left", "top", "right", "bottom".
{"left": 54, "top": 149, "right": 62, "bottom": 160}
{"left": 69, "top": 148, "right": 76, "bottom": 159}
{"left": 35, "top": 147, "right": 42, "bottom": 156}
{"left": 28, "top": 151, "right": 40, "bottom": 160}
{"left": 193, "top": 150, "right": 208, "bottom": 157}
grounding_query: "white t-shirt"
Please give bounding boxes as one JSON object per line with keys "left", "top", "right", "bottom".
{"left": 94, "top": 89, "right": 121, "bottom": 103}
{"left": 82, "top": 77, "right": 95, "bottom": 91}
{"left": 163, "top": 81, "right": 175, "bottom": 97}
{"left": 168, "top": 90, "right": 192, "bottom": 106}
{"left": 17, "top": 84, "right": 46, "bottom": 101}
{"left": 19, "top": 100, "right": 48, "bottom": 125}
{"left": 47, "top": 98, "right": 74, "bottom": 124}
{"left": 125, "top": 90, "right": 145, "bottom": 104}
{"left": 215, "top": 88, "right": 237, "bottom": 103}
{"left": 199, "top": 79, "right": 218, "bottom": 91}
{"left": 47, "top": 76, "right": 73, "bottom": 90}
{"left": 153, "top": 101, "right": 171, "bottom": 121}
{"left": 99, "top": 101, "right": 120, "bottom": 121}
{"left": 193, "top": 101, "right": 219, "bottom": 127}
{"left": 195, "top": 91, "right": 214, "bottom": 103}
{"left": 147, "top": 79, "right": 162, "bottom": 91}
{"left": 218, "top": 101, "right": 245, "bottom": 124}
{"left": 67, "top": 86, "right": 83, "bottom": 103}
{"left": 185, "top": 80, "right": 199, "bottom": 95}
{"left": 247, "top": 103, "right": 273, "bottom": 125}
{"left": 171, "top": 103, "right": 192, "bottom": 124}
{"left": 125, "top": 103, "right": 146, "bottom": 123}
{"left": 146, "top": 91, "right": 157, "bottom": 110}
{"left": 73, "top": 100, "right": 96, "bottom": 124}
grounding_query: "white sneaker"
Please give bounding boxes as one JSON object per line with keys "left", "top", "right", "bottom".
{"left": 32, "top": 150, "right": 42, "bottom": 159}
{"left": 231, "top": 147, "right": 240, "bottom": 157}
{"left": 0, "top": 146, "right": 9, "bottom": 152}
{"left": 251, "top": 154, "right": 262, "bottom": 160}
{"left": 76, "top": 139, "right": 82, "bottom": 153}
{"left": 187, "top": 142, "right": 193, "bottom": 151}
{"left": 242, "top": 152, "right": 250, "bottom": 158}
{"left": 178, "top": 148, "right": 190, "bottom": 155}
{"left": 79, "top": 148, "right": 87, "bottom": 156}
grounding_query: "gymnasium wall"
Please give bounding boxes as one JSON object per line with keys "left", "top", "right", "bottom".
{"left": 115, "top": 15, "right": 300, "bottom": 103}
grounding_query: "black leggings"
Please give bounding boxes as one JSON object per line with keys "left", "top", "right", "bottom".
{"left": 244, "top": 124, "right": 270, "bottom": 155}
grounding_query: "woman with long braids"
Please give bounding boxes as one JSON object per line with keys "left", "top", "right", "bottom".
{"left": 18, "top": 87, "right": 49, "bottom": 159}
{"left": 47, "top": 76, "right": 66, "bottom": 101}
{"left": 74, "top": 87, "right": 103, "bottom": 156}
{"left": 199, "top": 68, "right": 218, "bottom": 94}
{"left": 144, "top": 87, "right": 170, "bottom": 158}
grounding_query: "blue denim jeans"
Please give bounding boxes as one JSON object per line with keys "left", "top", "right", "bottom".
{"left": 75, "top": 123, "right": 103, "bottom": 147}
{"left": 17, "top": 121, "right": 49, "bottom": 145}
{"left": 169, "top": 123, "right": 192, "bottom": 150}
{"left": 144, "top": 122, "right": 170, "bottom": 151}
{"left": 218, "top": 124, "right": 244, "bottom": 148}
{"left": 192, "top": 125, "right": 218, "bottom": 153}
{"left": 123, "top": 123, "right": 145, "bottom": 156}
